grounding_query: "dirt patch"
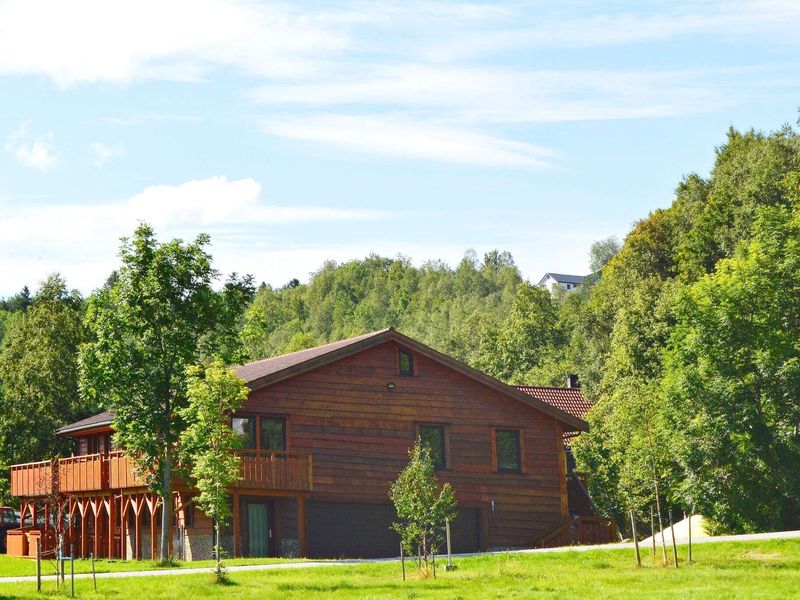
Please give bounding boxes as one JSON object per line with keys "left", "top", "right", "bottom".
{"left": 741, "top": 551, "right": 781, "bottom": 561}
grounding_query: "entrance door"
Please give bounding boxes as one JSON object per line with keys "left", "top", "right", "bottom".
{"left": 247, "top": 502, "right": 270, "bottom": 557}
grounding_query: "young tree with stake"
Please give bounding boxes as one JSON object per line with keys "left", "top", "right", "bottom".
{"left": 180, "top": 361, "right": 248, "bottom": 581}
{"left": 390, "top": 441, "right": 457, "bottom": 577}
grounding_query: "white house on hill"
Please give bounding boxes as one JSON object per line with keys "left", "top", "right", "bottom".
{"left": 538, "top": 273, "right": 586, "bottom": 293}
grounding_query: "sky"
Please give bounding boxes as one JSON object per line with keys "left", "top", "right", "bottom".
{"left": 1, "top": 0, "right": 799, "bottom": 296}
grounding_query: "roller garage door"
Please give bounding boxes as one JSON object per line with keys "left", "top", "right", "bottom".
{"left": 308, "top": 501, "right": 480, "bottom": 558}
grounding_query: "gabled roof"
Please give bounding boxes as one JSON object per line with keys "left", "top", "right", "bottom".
{"left": 56, "top": 411, "right": 113, "bottom": 436}
{"left": 514, "top": 386, "right": 592, "bottom": 421}
{"left": 515, "top": 386, "right": 592, "bottom": 444}
{"left": 537, "top": 273, "right": 586, "bottom": 286}
{"left": 234, "top": 328, "right": 392, "bottom": 387}
{"left": 59, "top": 328, "right": 589, "bottom": 436}
{"left": 236, "top": 328, "right": 588, "bottom": 432}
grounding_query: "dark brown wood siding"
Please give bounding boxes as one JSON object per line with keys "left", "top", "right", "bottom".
{"left": 244, "top": 340, "right": 567, "bottom": 549}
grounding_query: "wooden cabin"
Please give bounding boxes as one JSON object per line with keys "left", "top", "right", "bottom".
{"left": 8, "top": 328, "right": 612, "bottom": 560}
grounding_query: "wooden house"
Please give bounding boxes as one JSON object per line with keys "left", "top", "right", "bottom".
{"left": 8, "top": 328, "right": 612, "bottom": 560}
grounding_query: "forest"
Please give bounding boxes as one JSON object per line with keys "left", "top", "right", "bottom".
{"left": 0, "top": 121, "right": 798, "bottom": 536}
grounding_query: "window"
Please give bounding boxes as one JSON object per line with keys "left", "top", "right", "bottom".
{"left": 495, "top": 429, "right": 522, "bottom": 473}
{"left": 232, "top": 417, "right": 256, "bottom": 450}
{"left": 88, "top": 435, "right": 100, "bottom": 454}
{"left": 418, "top": 424, "right": 446, "bottom": 470}
{"left": 260, "top": 417, "right": 286, "bottom": 451}
{"left": 399, "top": 349, "right": 414, "bottom": 376}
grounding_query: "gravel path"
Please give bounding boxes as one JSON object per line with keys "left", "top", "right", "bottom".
{"left": 1, "top": 528, "right": 798, "bottom": 584}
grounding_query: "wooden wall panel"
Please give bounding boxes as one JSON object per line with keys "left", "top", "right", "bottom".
{"left": 243, "top": 340, "right": 568, "bottom": 548}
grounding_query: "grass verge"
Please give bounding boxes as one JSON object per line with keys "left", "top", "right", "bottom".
{"left": 0, "top": 538, "right": 797, "bottom": 599}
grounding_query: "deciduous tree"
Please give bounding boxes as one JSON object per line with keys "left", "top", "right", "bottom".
{"left": 80, "top": 223, "right": 252, "bottom": 561}
{"left": 179, "top": 361, "right": 248, "bottom": 580}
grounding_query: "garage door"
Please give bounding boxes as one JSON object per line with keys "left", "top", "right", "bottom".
{"left": 308, "top": 501, "right": 480, "bottom": 558}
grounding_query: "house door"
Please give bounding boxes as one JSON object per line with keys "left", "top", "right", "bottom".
{"left": 247, "top": 502, "right": 270, "bottom": 557}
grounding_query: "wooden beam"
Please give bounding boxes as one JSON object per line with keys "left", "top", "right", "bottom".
{"left": 93, "top": 501, "right": 100, "bottom": 559}
{"left": 80, "top": 500, "right": 87, "bottom": 558}
{"left": 108, "top": 495, "right": 115, "bottom": 559}
{"left": 135, "top": 500, "right": 142, "bottom": 561}
{"left": 120, "top": 496, "right": 128, "bottom": 560}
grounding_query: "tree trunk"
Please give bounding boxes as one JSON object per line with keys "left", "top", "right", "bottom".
{"left": 160, "top": 448, "right": 172, "bottom": 561}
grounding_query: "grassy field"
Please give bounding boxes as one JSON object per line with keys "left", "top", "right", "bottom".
{"left": 0, "top": 555, "right": 299, "bottom": 578}
{"left": 0, "top": 538, "right": 798, "bottom": 599}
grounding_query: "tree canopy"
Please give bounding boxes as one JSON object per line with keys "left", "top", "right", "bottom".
{"left": 79, "top": 223, "right": 253, "bottom": 560}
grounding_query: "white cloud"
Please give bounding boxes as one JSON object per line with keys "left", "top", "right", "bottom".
{"left": 90, "top": 142, "right": 122, "bottom": 167}
{"left": 0, "top": 176, "right": 396, "bottom": 293}
{"left": 252, "top": 65, "right": 735, "bottom": 124}
{"left": 0, "top": 0, "right": 351, "bottom": 86}
{"left": 0, "top": 176, "right": 392, "bottom": 243}
{"left": 417, "top": 1, "right": 800, "bottom": 60}
{"left": 261, "top": 114, "right": 554, "bottom": 167}
{"left": 5, "top": 123, "right": 60, "bottom": 172}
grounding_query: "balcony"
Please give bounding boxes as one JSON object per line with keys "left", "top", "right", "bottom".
{"left": 10, "top": 450, "right": 313, "bottom": 496}
{"left": 10, "top": 460, "right": 55, "bottom": 497}
{"left": 59, "top": 454, "right": 108, "bottom": 493}
{"left": 234, "top": 450, "right": 313, "bottom": 492}
{"left": 108, "top": 451, "right": 148, "bottom": 489}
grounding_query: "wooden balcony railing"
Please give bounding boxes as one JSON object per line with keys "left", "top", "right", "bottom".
{"left": 10, "top": 460, "right": 55, "bottom": 497}
{"left": 59, "top": 453, "right": 108, "bottom": 493}
{"left": 11, "top": 450, "right": 313, "bottom": 496}
{"left": 108, "top": 451, "right": 148, "bottom": 489}
{"left": 234, "top": 450, "right": 312, "bottom": 492}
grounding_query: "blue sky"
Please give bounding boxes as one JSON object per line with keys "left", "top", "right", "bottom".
{"left": 1, "top": 0, "right": 799, "bottom": 296}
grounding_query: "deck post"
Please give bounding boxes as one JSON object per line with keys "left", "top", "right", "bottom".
{"left": 297, "top": 494, "right": 307, "bottom": 557}
{"left": 119, "top": 497, "right": 125, "bottom": 560}
{"left": 150, "top": 496, "right": 157, "bottom": 560}
{"left": 232, "top": 491, "right": 240, "bottom": 558}
{"left": 80, "top": 501, "right": 87, "bottom": 558}
{"left": 93, "top": 501, "right": 101, "bottom": 559}
{"left": 67, "top": 499, "right": 74, "bottom": 549}
{"left": 108, "top": 495, "right": 115, "bottom": 559}
{"left": 135, "top": 501, "right": 142, "bottom": 560}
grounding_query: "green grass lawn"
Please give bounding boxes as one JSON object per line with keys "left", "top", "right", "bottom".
{"left": 0, "top": 554, "right": 300, "bottom": 578}
{"left": 0, "top": 538, "right": 798, "bottom": 599}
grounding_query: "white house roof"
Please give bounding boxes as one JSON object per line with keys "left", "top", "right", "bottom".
{"left": 537, "top": 272, "right": 586, "bottom": 286}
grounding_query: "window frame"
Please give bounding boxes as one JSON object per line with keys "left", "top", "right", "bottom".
{"left": 232, "top": 414, "right": 290, "bottom": 453}
{"left": 398, "top": 348, "right": 415, "bottom": 377}
{"left": 415, "top": 422, "right": 449, "bottom": 470}
{"left": 491, "top": 427, "right": 524, "bottom": 474}
{"left": 260, "top": 416, "right": 287, "bottom": 452}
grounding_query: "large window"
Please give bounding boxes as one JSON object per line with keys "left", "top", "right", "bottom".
{"left": 399, "top": 349, "right": 414, "bottom": 376}
{"left": 260, "top": 417, "right": 286, "bottom": 451}
{"left": 234, "top": 415, "right": 287, "bottom": 453}
{"left": 495, "top": 429, "right": 522, "bottom": 473}
{"left": 418, "top": 424, "right": 446, "bottom": 470}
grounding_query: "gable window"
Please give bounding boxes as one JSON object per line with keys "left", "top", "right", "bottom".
{"left": 494, "top": 428, "right": 522, "bottom": 473}
{"left": 399, "top": 349, "right": 414, "bottom": 376}
{"left": 260, "top": 417, "right": 286, "bottom": 452}
{"left": 418, "top": 424, "right": 447, "bottom": 470}
{"left": 232, "top": 417, "right": 256, "bottom": 450}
